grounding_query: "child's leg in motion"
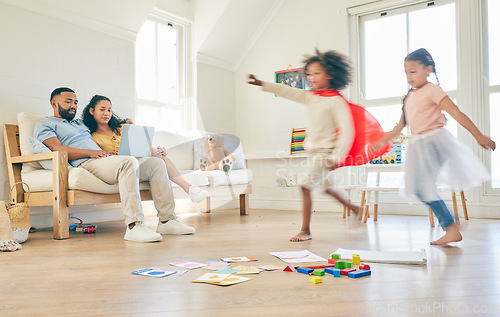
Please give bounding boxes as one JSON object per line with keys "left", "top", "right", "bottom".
{"left": 325, "top": 188, "right": 362, "bottom": 217}
{"left": 425, "top": 199, "right": 462, "bottom": 245}
{"left": 290, "top": 186, "right": 313, "bottom": 242}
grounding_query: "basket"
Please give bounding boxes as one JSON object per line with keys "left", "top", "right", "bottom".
{"left": 7, "top": 182, "right": 31, "bottom": 243}
{"left": 0, "top": 202, "right": 22, "bottom": 251}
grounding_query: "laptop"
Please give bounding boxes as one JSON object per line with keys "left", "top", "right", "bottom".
{"left": 117, "top": 124, "right": 155, "bottom": 157}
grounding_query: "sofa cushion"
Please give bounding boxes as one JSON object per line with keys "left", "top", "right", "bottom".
{"left": 18, "top": 112, "right": 47, "bottom": 172}
{"left": 193, "top": 133, "right": 246, "bottom": 170}
{"left": 205, "top": 170, "right": 253, "bottom": 187}
{"left": 170, "top": 170, "right": 210, "bottom": 188}
{"left": 28, "top": 137, "right": 73, "bottom": 170}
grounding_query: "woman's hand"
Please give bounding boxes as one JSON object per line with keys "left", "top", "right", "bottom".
{"left": 476, "top": 134, "right": 496, "bottom": 151}
{"left": 125, "top": 118, "right": 134, "bottom": 124}
{"left": 150, "top": 146, "right": 166, "bottom": 157}
{"left": 247, "top": 74, "right": 262, "bottom": 86}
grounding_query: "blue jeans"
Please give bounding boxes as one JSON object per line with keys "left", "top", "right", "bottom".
{"left": 422, "top": 199, "right": 455, "bottom": 229}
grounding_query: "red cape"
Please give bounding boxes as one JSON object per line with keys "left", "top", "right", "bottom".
{"left": 312, "top": 89, "right": 391, "bottom": 167}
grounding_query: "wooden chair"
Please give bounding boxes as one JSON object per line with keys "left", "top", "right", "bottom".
{"left": 3, "top": 124, "right": 252, "bottom": 240}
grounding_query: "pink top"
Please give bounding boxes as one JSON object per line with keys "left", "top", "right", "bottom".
{"left": 404, "top": 82, "right": 447, "bottom": 135}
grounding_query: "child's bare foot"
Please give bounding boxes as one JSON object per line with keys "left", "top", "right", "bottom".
{"left": 430, "top": 224, "right": 463, "bottom": 245}
{"left": 290, "top": 231, "right": 312, "bottom": 242}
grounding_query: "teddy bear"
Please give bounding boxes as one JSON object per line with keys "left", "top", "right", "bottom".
{"left": 198, "top": 134, "right": 237, "bottom": 172}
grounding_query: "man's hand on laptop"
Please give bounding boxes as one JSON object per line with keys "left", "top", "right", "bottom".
{"left": 89, "top": 149, "right": 111, "bottom": 159}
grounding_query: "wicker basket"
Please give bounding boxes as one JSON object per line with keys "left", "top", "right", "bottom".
{"left": 7, "top": 182, "right": 31, "bottom": 243}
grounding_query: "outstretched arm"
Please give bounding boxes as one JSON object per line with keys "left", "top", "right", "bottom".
{"left": 441, "top": 97, "right": 496, "bottom": 150}
{"left": 247, "top": 74, "right": 262, "bottom": 86}
{"left": 370, "top": 113, "right": 405, "bottom": 153}
{"left": 248, "top": 74, "right": 308, "bottom": 105}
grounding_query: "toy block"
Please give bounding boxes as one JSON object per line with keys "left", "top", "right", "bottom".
{"left": 284, "top": 265, "right": 295, "bottom": 272}
{"left": 331, "top": 253, "right": 341, "bottom": 259}
{"left": 324, "top": 267, "right": 335, "bottom": 275}
{"left": 352, "top": 254, "right": 360, "bottom": 265}
{"left": 340, "top": 268, "right": 356, "bottom": 276}
{"left": 328, "top": 258, "right": 338, "bottom": 264}
{"left": 334, "top": 261, "right": 348, "bottom": 269}
{"left": 333, "top": 269, "right": 341, "bottom": 277}
{"left": 359, "top": 263, "right": 371, "bottom": 270}
{"left": 309, "top": 276, "right": 322, "bottom": 284}
{"left": 297, "top": 267, "right": 314, "bottom": 275}
{"left": 348, "top": 269, "right": 371, "bottom": 278}
{"left": 313, "top": 269, "right": 325, "bottom": 276}
{"left": 346, "top": 262, "right": 353, "bottom": 268}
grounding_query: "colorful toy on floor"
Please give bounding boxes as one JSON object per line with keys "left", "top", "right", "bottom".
{"left": 348, "top": 269, "right": 371, "bottom": 278}
{"left": 352, "top": 254, "right": 360, "bottom": 265}
{"left": 284, "top": 265, "right": 295, "bottom": 272}
{"left": 297, "top": 267, "right": 314, "bottom": 275}
{"left": 309, "top": 276, "right": 322, "bottom": 284}
{"left": 313, "top": 269, "right": 325, "bottom": 276}
{"left": 340, "top": 268, "right": 356, "bottom": 276}
{"left": 359, "top": 263, "right": 371, "bottom": 270}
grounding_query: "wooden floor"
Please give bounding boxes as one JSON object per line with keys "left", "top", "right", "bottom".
{"left": 2, "top": 209, "right": 500, "bottom": 317}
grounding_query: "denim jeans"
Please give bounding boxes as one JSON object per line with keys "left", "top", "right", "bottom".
{"left": 422, "top": 199, "right": 455, "bottom": 229}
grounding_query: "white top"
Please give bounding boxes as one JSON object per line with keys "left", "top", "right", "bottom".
{"left": 262, "top": 81, "right": 354, "bottom": 165}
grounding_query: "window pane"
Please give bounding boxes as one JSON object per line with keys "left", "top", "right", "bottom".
{"left": 136, "top": 104, "right": 159, "bottom": 127}
{"left": 363, "top": 14, "right": 407, "bottom": 100}
{"left": 136, "top": 20, "right": 156, "bottom": 100}
{"left": 367, "top": 104, "right": 404, "bottom": 133}
{"left": 409, "top": 3, "right": 457, "bottom": 90}
{"left": 490, "top": 93, "right": 500, "bottom": 188}
{"left": 159, "top": 107, "right": 182, "bottom": 131}
{"left": 157, "top": 24, "right": 179, "bottom": 104}
{"left": 488, "top": 0, "right": 500, "bottom": 85}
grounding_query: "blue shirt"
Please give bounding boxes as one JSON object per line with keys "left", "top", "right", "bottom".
{"left": 34, "top": 116, "right": 101, "bottom": 167}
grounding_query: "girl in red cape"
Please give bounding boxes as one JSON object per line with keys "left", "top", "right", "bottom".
{"left": 248, "top": 49, "right": 389, "bottom": 242}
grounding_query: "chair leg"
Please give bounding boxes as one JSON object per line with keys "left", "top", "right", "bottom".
{"left": 363, "top": 191, "right": 371, "bottom": 223}
{"left": 428, "top": 207, "right": 435, "bottom": 227}
{"left": 373, "top": 204, "right": 378, "bottom": 222}
{"left": 342, "top": 205, "right": 347, "bottom": 218}
{"left": 53, "top": 151, "right": 69, "bottom": 240}
{"left": 460, "top": 191, "right": 469, "bottom": 220}
{"left": 200, "top": 197, "right": 211, "bottom": 213}
{"left": 451, "top": 191, "right": 460, "bottom": 225}
{"left": 239, "top": 194, "right": 249, "bottom": 215}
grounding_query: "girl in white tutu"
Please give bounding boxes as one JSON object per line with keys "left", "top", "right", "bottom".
{"left": 372, "top": 48, "right": 496, "bottom": 245}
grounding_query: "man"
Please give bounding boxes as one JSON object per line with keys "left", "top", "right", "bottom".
{"left": 34, "top": 87, "right": 195, "bottom": 242}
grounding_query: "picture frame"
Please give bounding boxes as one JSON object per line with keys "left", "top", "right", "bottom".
{"left": 275, "top": 67, "right": 305, "bottom": 89}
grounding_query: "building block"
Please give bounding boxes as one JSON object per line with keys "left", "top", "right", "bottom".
{"left": 340, "top": 268, "right": 356, "bottom": 276}
{"left": 334, "top": 261, "right": 348, "bottom": 269}
{"left": 333, "top": 269, "right": 341, "bottom": 277}
{"left": 328, "top": 258, "right": 338, "bottom": 264}
{"left": 324, "top": 267, "right": 334, "bottom": 275}
{"left": 284, "top": 265, "right": 295, "bottom": 272}
{"left": 352, "top": 254, "right": 360, "bottom": 265}
{"left": 297, "top": 267, "right": 314, "bottom": 275}
{"left": 309, "top": 276, "right": 322, "bottom": 284}
{"left": 313, "top": 269, "right": 325, "bottom": 276}
{"left": 359, "top": 263, "right": 371, "bottom": 270}
{"left": 346, "top": 262, "right": 353, "bottom": 268}
{"left": 348, "top": 269, "right": 371, "bottom": 278}
{"left": 331, "top": 253, "right": 341, "bottom": 259}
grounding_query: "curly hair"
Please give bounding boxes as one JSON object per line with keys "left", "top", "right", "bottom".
{"left": 81, "top": 95, "right": 125, "bottom": 135}
{"left": 303, "top": 49, "right": 352, "bottom": 90}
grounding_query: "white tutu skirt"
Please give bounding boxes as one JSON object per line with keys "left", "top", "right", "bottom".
{"left": 404, "top": 128, "right": 490, "bottom": 202}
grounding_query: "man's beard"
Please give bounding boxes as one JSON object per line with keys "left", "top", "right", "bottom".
{"left": 58, "top": 104, "right": 76, "bottom": 121}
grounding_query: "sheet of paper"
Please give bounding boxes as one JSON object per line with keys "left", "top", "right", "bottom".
{"left": 213, "top": 268, "right": 241, "bottom": 274}
{"left": 332, "top": 248, "right": 427, "bottom": 265}
{"left": 269, "top": 250, "right": 327, "bottom": 263}
{"left": 132, "top": 268, "right": 176, "bottom": 278}
{"left": 169, "top": 261, "right": 208, "bottom": 269}
{"left": 232, "top": 265, "right": 260, "bottom": 274}
{"left": 220, "top": 256, "right": 258, "bottom": 262}
{"left": 258, "top": 264, "right": 283, "bottom": 271}
{"left": 192, "top": 273, "right": 232, "bottom": 283}
{"left": 202, "top": 264, "right": 230, "bottom": 271}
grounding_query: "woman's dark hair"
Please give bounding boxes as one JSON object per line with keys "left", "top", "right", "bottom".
{"left": 82, "top": 95, "right": 125, "bottom": 134}
{"left": 303, "top": 49, "right": 352, "bottom": 90}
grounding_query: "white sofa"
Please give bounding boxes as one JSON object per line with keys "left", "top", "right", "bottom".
{"left": 16, "top": 112, "right": 252, "bottom": 216}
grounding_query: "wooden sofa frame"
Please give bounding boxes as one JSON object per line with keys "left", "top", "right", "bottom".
{"left": 3, "top": 124, "right": 251, "bottom": 240}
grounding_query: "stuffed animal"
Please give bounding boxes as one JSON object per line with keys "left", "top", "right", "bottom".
{"left": 198, "top": 135, "right": 236, "bottom": 172}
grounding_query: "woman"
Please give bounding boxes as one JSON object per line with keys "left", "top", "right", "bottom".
{"left": 82, "top": 95, "right": 209, "bottom": 204}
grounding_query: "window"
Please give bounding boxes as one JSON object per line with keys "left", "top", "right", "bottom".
{"left": 358, "top": 1, "right": 457, "bottom": 136}
{"left": 484, "top": 0, "right": 500, "bottom": 189}
{"left": 135, "top": 11, "right": 190, "bottom": 131}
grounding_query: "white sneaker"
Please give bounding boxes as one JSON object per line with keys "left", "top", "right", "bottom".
{"left": 157, "top": 220, "right": 195, "bottom": 235}
{"left": 124, "top": 222, "right": 163, "bottom": 242}
{"left": 189, "top": 186, "right": 210, "bottom": 203}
